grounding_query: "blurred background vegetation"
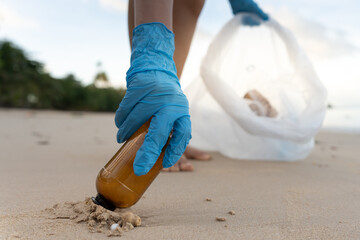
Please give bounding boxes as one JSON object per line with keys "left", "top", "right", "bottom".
{"left": 0, "top": 40, "right": 126, "bottom": 112}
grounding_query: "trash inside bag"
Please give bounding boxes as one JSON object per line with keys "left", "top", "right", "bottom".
{"left": 185, "top": 13, "right": 327, "bottom": 161}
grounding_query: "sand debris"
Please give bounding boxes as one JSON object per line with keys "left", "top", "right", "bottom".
{"left": 121, "top": 211, "right": 141, "bottom": 227}
{"left": 205, "top": 198, "right": 212, "bottom": 202}
{"left": 44, "top": 197, "right": 141, "bottom": 237}
{"left": 10, "top": 232, "right": 21, "bottom": 238}
{"left": 330, "top": 146, "right": 338, "bottom": 151}
{"left": 122, "top": 222, "right": 135, "bottom": 232}
{"left": 216, "top": 217, "right": 226, "bottom": 222}
{"left": 228, "top": 211, "right": 235, "bottom": 215}
{"left": 312, "top": 162, "right": 329, "bottom": 168}
{"left": 107, "top": 225, "right": 123, "bottom": 237}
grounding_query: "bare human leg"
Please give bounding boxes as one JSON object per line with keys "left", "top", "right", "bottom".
{"left": 128, "top": 0, "right": 210, "bottom": 172}
{"left": 173, "top": 0, "right": 211, "bottom": 165}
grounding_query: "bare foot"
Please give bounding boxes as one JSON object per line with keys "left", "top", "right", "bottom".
{"left": 161, "top": 146, "right": 210, "bottom": 172}
{"left": 184, "top": 146, "right": 211, "bottom": 161}
{"left": 162, "top": 155, "right": 194, "bottom": 172}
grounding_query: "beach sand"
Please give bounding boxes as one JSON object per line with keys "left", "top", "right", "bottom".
{"left": 1, "top": 109, "right": 359, "bottom": 239}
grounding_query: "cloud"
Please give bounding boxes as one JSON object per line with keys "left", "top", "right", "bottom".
{"left": 0, "top": 3, "right": 39, "bottom": 30}
{"left": 268, "top": 8, "right": 360, "bottom": 107}
{"left": 99, "top": 0, "right": 128, "bottom": 13}
{"left": 272, "top": 8, "right": 358, "bottom": 61}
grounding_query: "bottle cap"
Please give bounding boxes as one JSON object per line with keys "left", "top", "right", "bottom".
{"left": 91, "top": 194, "right": 116, "bottom": 211}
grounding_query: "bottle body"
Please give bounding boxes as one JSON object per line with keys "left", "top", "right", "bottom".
{"left": 95, "top": 120, "right": 166, "bottom": 209}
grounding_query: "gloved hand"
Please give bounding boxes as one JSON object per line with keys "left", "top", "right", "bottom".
{"left": 115, "top": 23, "right": 192, "bottom": 176}
{"left": 229, "top": 0, "right": 269, "bottom": 26}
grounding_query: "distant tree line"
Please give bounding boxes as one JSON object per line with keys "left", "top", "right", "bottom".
{"left": 0, "top": 40, "right": 125, "bottom": 112}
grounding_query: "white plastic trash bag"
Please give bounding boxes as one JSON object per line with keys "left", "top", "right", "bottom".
{"left": 185, "top": 14, "right": 327, "bottom": 161}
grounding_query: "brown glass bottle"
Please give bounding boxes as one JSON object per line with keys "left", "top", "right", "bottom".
{"left": 92, "top": 120, "right": 168, "bottom": 210}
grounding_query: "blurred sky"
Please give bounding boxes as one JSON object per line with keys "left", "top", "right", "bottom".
{"left": 0, "top": 0, "right": 360, "bottom": 107}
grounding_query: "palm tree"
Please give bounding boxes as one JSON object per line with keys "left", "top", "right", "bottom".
{"left": 94, "top": 61, "right": 110, "bottom": 88}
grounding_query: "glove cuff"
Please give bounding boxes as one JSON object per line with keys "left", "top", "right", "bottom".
{"left": 228, "top": 0, "right": 240, "bottom": 15}
{"left": 126, "top": 22, "right": 178, "bottom": 84}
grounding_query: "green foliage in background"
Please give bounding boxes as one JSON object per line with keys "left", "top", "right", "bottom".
{"left": 0, "top": 40, "right": 126, "bottom": 112}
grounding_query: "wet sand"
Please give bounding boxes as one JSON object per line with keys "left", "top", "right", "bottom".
{"left": 1, "top": 109, "right": 360, "bottom": 239}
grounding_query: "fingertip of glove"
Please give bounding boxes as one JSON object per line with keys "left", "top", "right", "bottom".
{"left": 262, "top": 13, "right": 269, "bottom": 21}
{"left": 114, "top": 108, "right": 123, "bottom": 128}
{"left": 133, "top": 166, "right": 149, "bottom": 176}
{"left": 116, "top": 130, "right": 126, "bottom": 144}
{"left": 133, "top": 148, "right": 160, "bottom": 176}
{"left": 162, "top": 153, "right": 181, "bottom": 168}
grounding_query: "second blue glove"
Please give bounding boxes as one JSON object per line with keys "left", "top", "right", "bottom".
{"left": 115, "top": 23, "right": 192, "bottom": 176}
{"left": 229, "top": 0, "right": 269, "bottom": 26}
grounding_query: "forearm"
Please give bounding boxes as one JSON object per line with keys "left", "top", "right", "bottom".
{"left": 134, "top": 0, "right": 173, "bottom": 30}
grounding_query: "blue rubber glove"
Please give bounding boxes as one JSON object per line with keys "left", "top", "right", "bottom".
{"left": 115, "top": 23, "right": 192, "bottom": 176}
{"left": 229, "top": 0, "right": 269, "bottom": 26}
